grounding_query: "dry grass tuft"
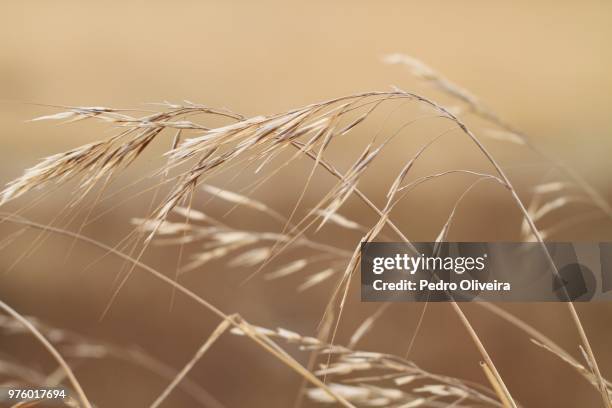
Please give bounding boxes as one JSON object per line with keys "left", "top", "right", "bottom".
{"left": 1, "top": 55, "right": 611, "bottom": 407}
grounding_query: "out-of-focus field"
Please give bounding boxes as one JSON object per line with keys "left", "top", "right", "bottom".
{"left": 1, "top": 1, "right": 612, "bottom": 407}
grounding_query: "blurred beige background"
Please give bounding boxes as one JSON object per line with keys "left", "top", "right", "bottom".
{"left": 1, "top": 1, "right": 612, "bottom": 407}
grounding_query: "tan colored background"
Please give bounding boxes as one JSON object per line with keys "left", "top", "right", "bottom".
{"left": 1, "top": 1, "right": 611, "bottom": 407}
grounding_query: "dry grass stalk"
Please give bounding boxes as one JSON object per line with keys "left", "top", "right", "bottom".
{"left": 149, "top": 318, "right": 232, "bottom": 408}
{"left": 133, "top": 205, "right": 349, "bottom": 288}
{"left": 2, "top": 70, "right": 611, "bottom": 406}
{"left": 0, "top": 92, "right": 529, "bottom": 408}
{"left": 480, "top": 362, "right": 512, "bottom": 408}
{"left": 0, "top": 299, "right": 92, "bottom": 408}
{"left": 0, "top": 314, "right": 226, "bottom": 408}
{"left": 0, "top": 214, "right": 356, "bottom": 407}
{"left": 531, "top": 340, "right": 612, "bottom": 398}
{"left": 384, "top": 52, "right": 612, "bottom": 220}
{"left": 231, "top": 323, "right": 503, "bottom": 407}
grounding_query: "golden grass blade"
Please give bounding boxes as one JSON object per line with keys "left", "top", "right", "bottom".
{"left": 298, "top": 268, "right": 336, "bottom": 292}
{"left": 0, "top": 214, "right": 356, "bottom": 407}
{"left": 149, "top": 318, "right": 231, "bottom": 408}
{"left": 0, "top": 300, "right": 93, "bottom": 408}
{"left": 480, "top": 361, "right": 513, "bottom": 408}
{"left": 264, "top": 259, "right": 308, "bottom": 280}
{"left": 348, "top": 303, "right": 391, "bottom": 349}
